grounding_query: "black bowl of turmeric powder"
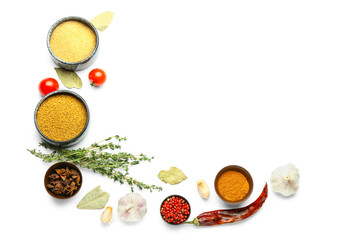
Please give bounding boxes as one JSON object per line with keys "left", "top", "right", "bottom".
{"left": 214, "top": 165, "right": 253, "bottom": 204}
{"left": 34, "top": 90, "right": 90, "bottom": 148}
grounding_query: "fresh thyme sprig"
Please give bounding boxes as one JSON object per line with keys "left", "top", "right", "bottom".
{"left": 28, "top": 135, "right": 162, "bottom": 192}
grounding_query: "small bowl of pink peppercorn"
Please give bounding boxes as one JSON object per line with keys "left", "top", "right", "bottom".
{"left": 160, "top": 195, "right": 191, "bottom": 225}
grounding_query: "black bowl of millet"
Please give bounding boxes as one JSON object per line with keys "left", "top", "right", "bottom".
{"left": 160, "top": 195, "right": 191, "bottom": 225}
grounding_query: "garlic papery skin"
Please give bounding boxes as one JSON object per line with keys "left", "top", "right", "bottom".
{"left": 270, "top": 163, "right": 299, "bottom": 197}
{"left": 101, "top": 206, "right": 113, "bottom": 223}
{"left": 117, "top": 193, "right": 147, "bottom": 222}
{"left": 197, "top": 179, "right": 210, "bottom": 199}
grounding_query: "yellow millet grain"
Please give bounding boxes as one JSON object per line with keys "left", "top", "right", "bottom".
{"left": 50, "top": 20, "right": 96, "bottom": 63}
{"left": 37, "top": 94, "right": 87, "bottom": 141}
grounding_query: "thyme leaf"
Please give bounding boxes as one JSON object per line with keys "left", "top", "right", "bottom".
{"left": 27, "top": 135, "right": 162, "bottom": 192}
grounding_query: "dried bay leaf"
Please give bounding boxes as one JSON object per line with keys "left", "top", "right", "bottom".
{"left": 158, "top": 167, "right": 187, "bottom": 185}
{"left": 77, "top": 186, "right": 110, "bottom": 209}
{"left": 54, "top": 68, "right": 82, "bottom": 89}
{"left": 91, "top": 11, "right": 114, "bottom": 31}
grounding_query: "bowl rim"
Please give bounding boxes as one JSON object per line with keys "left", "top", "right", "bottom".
{"left": 44, "top": 161, "right": 83, "bottom": 199}
{"left": 160, "top": 194, "right": 191, "bottom": 225}
{"left": 46, "top": 16, "right": 99, "bottom": 66}
{"left": 214, "top": 165, "right": 254, "bottom": 204}
{"left": 34, "top": 89, "right": 90, "bottom": 146}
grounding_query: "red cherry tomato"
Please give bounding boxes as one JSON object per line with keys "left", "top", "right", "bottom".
{"left": 39, "top": 78, "right": 59, "bottom": 96}
{"left": 89, "top": 68, "right": 106, "bottom": 86}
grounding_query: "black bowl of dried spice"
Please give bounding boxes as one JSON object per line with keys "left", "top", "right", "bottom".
{"left": 44, "top": 162, "right": 82, "bottom": 199}
{"left": 160, "top": 195, "right": 191, "bottom": 225}
{"left": 34, "top": 90, "right": 90, "bottom": 148}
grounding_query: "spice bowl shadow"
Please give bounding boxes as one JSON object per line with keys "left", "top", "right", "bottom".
{"left": 44, "top": 162, "right": 83, "bottom": 199}
{"left": 214, "top": 165, "right": 254, "bottom": 205}
{"left": 160, "top": 195, "right": 191, "bottom": 225}
{"left": 47, "top": 16, "right": 99, "bottom": 71}
{"left": 34, "top": 90, "right": 90, "bottom": 148}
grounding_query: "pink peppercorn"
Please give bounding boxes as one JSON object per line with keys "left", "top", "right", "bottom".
{"left": 160, "top": 195, "right": 191, "bottom": 224}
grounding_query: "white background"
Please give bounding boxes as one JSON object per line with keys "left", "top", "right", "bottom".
{"left": 1, "top": 0, "right": 337, "bottom": 239}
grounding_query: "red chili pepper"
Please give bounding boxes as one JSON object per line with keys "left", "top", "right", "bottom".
{"left": 187, "top": 183, "right": 268, "bottom": 226}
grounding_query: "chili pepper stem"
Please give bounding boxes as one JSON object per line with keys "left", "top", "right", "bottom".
{"left": 185, "top": 217, "right": 200, "bottom": 226}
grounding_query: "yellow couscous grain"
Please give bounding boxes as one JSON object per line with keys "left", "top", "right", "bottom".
{"left": 50, "top": 20, "right": 96, "bottom": 63}
{"left": 36, "top": 94, "right": 87, "bottom": 141}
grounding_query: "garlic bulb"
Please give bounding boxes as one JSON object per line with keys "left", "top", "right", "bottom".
{"left": 197, "top": 179, "right": 210, "bottom": 199}
{"left": 117, "top": 193, "right": 147, "bottom": 222}
{"left": 270, "top": 163, "right": 299, "bottom": 197}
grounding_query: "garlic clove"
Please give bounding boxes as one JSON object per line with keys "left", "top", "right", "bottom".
{"left": 101, "top": 206, "right": 113, "bottom": 223}
{"left": 197, "top": 179, "right": 210, "bottom": 199}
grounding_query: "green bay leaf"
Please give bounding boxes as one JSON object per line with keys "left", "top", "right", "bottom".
{"left": 54, "top": 68, "right": 82, "bottom": 89}
{"left": 90, "top": 11, "right": 114, "bottom": 31}
{"left": 77, "top": 186, "right": 110, "bottom": 209}
{"left": 158, "top": 167, "right": 187, "bottom": 185}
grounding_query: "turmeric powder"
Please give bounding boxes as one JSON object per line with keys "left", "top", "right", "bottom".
{"left": 217, "top": 170, "right": 250, "bottom": 202}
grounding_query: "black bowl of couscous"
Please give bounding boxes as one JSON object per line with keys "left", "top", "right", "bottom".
{"left": 47, "top": 16, "right": 99, "bottom": 71}
{"left": 34, "top": 90, "right": 90, "bottom": 148}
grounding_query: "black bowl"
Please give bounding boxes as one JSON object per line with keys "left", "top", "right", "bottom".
{"left": 34, "top": 90, "right": 90, "bottom": 148}
{"left": 44, "top": 162, "right": 82, "bottom": 199}
{"left": 47, "top": 16, "right": 100, "bottom": 71}
{"left": 160, "top": 195, "right": 191, "bottom": 225}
